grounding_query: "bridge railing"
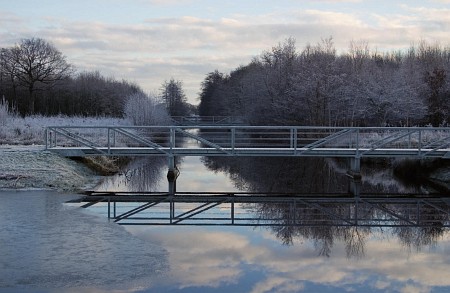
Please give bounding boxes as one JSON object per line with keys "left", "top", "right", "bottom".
{"left": 45, "top": 126, "right": 450, "bottom": 158}
{"left": 171, "top": 116, "right": 244, "bottom": 125}
{"left": 71, "top": 192, "right": 450, "bottom": 227}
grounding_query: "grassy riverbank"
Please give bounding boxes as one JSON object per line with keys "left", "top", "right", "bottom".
{"left": 0, "top": 145, "right": 101, "bottom": 191}
{"left": 0, "top": 115, "right": 131, "bottom": 191}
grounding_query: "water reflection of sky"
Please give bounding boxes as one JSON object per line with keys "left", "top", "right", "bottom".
{"left": 176, "top": 156, "right": 239, "bottom": 192}
{"left": 125, "top": 225, "right": 450, "bottom": 293}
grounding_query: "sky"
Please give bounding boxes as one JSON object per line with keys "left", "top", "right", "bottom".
{"left": 1, "top": 0, "right": 449, "bottom": 104}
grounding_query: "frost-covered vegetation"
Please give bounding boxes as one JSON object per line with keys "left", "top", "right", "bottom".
{"left": 199, "top": 38, "right": 450, "bottom": 127}
{"left": 0, "top": 91, "right": 173, "bottom": 145}
{"left": 124, "top": 92, "right": 172, "bottom": 125}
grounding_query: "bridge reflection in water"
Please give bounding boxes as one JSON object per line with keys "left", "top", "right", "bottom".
{"left": 69, "top": 192, "right": 450, "bottom": 228}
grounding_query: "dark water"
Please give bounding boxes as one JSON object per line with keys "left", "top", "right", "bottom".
{"left": 1, "top": 155, "right": 450, "bottom": 292}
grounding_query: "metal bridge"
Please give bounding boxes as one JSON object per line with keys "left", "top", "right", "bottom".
{"left": 45, "top": 125, "right": 450, "bottom": 160}
{"left": 68, "top": 191, "right": 450, "bottom": 227}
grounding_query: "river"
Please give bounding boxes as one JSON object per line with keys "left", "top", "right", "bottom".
{"left": 1, "top": 154, "right": 450, "bottom": 293}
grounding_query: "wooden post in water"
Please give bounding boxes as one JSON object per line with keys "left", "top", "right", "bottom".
{"left": 167, "top": 155, "right": 179, "bottom": 194}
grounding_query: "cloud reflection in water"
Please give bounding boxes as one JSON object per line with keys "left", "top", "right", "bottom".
{"left": 125, "top": 225, "right": 450, "bottom": 292}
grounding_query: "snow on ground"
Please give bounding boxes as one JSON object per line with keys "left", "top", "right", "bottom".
{"left": 0, "top": 145, "right": 101, "bottom": 191}
{"left": 0, "top": 115, "right": 130, "bottom": 191}
{"left": 0, "top": 115, "right": 129, "bottom": 145}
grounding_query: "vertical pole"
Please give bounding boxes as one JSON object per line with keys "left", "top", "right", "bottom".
{"left": 418, "top": 129, "right": 422, "bottom": 156}
{"left": 107, "top": 127, "right": 110, "bottom": 154}
{"left": 231, "top": 127, "right": 235, "bottom": 154}
{"left": 351, "top": 157, "right": 361, "bottom": 174}
{"left": 348, "top": 157, "right": 361, "bottom": 196}
{"left": 45, "top": 128, "right": 48, "bottom": 150}
{"left": 113, "top": 128, "right": 116, "bottom": 147}
{"left": 167, "top": 155, "right": 177, "bottom": 195}
{"left": 293, "top": 128, "right": 297, "bottom": 154}
{"left": 108, "top": 197, "right": 111, "bottom": 219}
{"left": 231, "top": 200, "right": 235, "bottom": 225}
{"left": 167, "top": 127, "right": 177, "bottom": 195}
{"left": 290, "top": 128, "right": 293, "bottom": 149}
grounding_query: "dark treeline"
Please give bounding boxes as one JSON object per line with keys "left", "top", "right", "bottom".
{"left": 199, "top": 37, "right": 450, "bottom": 126}
{"left": 0, "top": 37, "right": 189, "bottom": 118}
{"left": 0, "top": 38, "right": 144, "bottom": 116}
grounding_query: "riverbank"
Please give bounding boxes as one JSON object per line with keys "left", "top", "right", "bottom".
{"left": 0, "top": 145, "right": 101, "bottom": 191}
{"left": 1, "top": 144, "right": 449, "bottom": 193}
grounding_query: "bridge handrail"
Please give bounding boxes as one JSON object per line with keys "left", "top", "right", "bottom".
{"left": 171, "top": 116, "right": 244, "bottom": 125}
{"left": 45, "top": 125, "right": 450, "bottom": 159}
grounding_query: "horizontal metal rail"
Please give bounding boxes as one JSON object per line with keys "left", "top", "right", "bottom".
{"left": 171, "top": 116, "right": 243, "bottom": 126}
{"left": 45, "top": 126, "right": 450, "bottom": 159}
{"left": 68, "top": 192, "right": 450, "bottom": 227}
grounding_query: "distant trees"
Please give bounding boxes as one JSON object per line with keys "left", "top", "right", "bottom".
{"left": 198, "top": 70, "right": 225, "bottom": 116}
{"left": 67, "top": 71, "right": 142, "bottom": 117}
{"left": 0, "top": 38, "right": 149, "bottom": 117}
{"left": 198, "top": 38, "right": 450, "bottom": 126}
{"left": 124, "top": 92, "right": 171, "bottom": 125}
{"left": 160, "top": 78, "right": 189, "bottom": 116}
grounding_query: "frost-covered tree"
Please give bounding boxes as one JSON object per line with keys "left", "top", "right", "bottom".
{"left": 124, "top": 92, "right": 171, "bottom": 125}
{"left": 198, "top": 37, "right": 449, "bottom": 127}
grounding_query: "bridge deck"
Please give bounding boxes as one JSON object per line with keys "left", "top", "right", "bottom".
{"left": 49, "top": 146, "right": 450, "bottom": 158}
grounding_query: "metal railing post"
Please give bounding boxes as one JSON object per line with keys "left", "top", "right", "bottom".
{"left": 45, "top": 128, "right": 48, "bottom": 149}
{"left": 293, "top": 128, "right": 297, "bottom": 153}
{"left": 418, "top": 129, "right": 422, "bottom": 156}
{"left": 231, "top": 127, "right": 235, "bottom": 153}
{"left": 107, "top": 127, "right": 111, "bottom": 154}
{"left": 170, "top": 127, "right": 175, "bottom": 150}
{"left": 356, "top": 128, "right": 360, "bottom": 157}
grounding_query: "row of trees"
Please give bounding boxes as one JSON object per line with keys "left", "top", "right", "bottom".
{"left": 0, "top": 38, "right": 190, "bottom": 118}
{"left": 199, "top": 38, "right": 450, "bottom": 126}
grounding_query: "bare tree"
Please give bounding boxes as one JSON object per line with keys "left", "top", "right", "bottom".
{"left": 4, "top": 38, "right": 73, "bottom": 114}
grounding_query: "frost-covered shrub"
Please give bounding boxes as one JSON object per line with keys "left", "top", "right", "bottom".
{"left": 0, "top": 115, "right": 129, "bottom": 145}
{"left": 0, "top": 97, "right": 13, "bottom": 126}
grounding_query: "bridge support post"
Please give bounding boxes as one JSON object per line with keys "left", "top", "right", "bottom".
{"left": 347, "top": 157, "right": 361, "bottom": 196}
{"left": 167, "top": 156, "right": 179, "bottom": 195}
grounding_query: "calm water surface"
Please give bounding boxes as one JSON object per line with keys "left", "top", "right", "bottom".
{"left": 1, "top": 155, "right": 450, "bottom": 292}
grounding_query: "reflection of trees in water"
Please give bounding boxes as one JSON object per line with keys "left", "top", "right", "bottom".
{"left": 394, "top": 205, "right": 447, "bottom": 252}
{"left": 202, "top": 157, "right": 348, "bottom": 193}
{"left": 97, "top": 157, "right": 168, "bottom": 192}
{"left": 252, "top": 201, "right": 369, "bottom": 258}
{"left": 202, "top": 156, "right": 449, "bottom": 257}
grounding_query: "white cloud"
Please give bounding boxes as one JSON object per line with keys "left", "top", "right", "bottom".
{"left": 1, "top": 2, "right": 449, "bottom": 103}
